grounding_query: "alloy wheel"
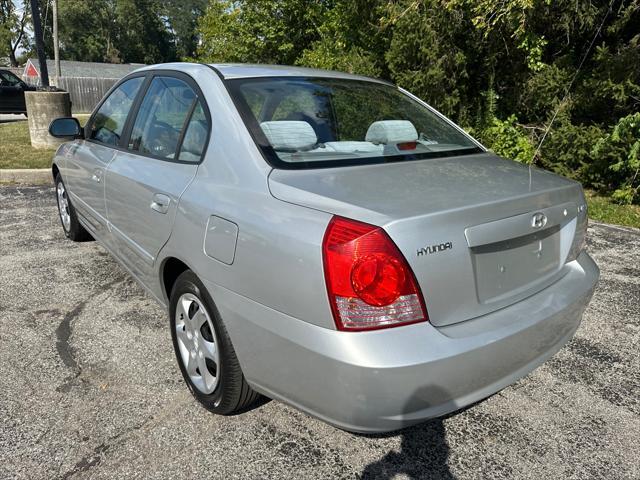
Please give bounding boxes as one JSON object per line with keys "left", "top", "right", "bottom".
{"left": 56, "top": 181, "right": 71, "bottom": 232}
{"left": 175, "top": 293, "right": 220, "bottom": 394}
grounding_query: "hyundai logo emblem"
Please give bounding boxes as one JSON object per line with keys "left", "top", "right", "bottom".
{"left": 531, "top": 212, "right": 547, "bottom": 229}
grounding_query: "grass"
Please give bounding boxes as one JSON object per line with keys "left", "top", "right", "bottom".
{"left": 0, "top": 120, "right": 55, "bottom": 169}
{"left": 0, "top": 115, "right": 89, "bottom": 169}
{"left": 585, "top": 190, "right": 640, "bottom": 229}
{"left": 1, "top": 120, "right": 638, "bottom": 228}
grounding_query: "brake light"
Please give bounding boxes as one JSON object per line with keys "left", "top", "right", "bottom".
{"left": 397, "top": 141, "right": 417, "bottom": 151}
{"left": 322, "top": 216, "right": 428, "bottom": 331}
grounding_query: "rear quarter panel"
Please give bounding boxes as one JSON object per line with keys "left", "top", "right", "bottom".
{"left": 162, "top": 180, "right": 334, "bottom": 329}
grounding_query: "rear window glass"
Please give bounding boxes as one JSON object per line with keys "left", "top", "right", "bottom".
{"left": 227, "top": 77, "right": 480, "bottom": 168}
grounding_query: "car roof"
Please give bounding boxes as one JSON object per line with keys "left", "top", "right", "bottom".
{"left": 134, "top": 62, "right": 392, "bottom": 86}
{"left": 209, "top": 64, "right": 390, "bottom": 84}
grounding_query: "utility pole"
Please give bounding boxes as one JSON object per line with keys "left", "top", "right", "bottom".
{"left": 52, "top": 0, "right": 61, "bottom": 85}
{"left": 29, "top": 0, "right": 49, "bottom": 87}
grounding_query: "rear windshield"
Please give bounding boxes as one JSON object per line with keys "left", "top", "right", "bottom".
{"left": 226, "top": 77, "right": 481, "bottom": 169}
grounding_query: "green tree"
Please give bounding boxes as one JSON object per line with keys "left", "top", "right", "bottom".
{"left": 196, "top": 0, "right": 328, "bottom": 65}
{"left": 297, "top": 0, "right": 390, "bottom": 77}
{"left": 56, "top": 0, "right": 119, "bottom": 62}
{"left": 113, "top": 0, "right": 175, "bottom": 64}
{"left": 55, "top": 0, "right": 177, "bottom": 64}
{"left": 591, "top": 113, "right": 640, "bottom": 204}
{"left": 381, "top": 1, "right": 479, "bottom": 121}
{"left": 163, "top": 0, "right": 208, "bottom": 60}
{"left": 0, "top": 0, "right": 29, "bottom": 66}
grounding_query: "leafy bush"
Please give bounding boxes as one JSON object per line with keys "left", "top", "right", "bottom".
{"left": 538, "top": 121, "right": 604, "bottom": 181}
{"left": 475, "top": 115, "right": 536, "bottom": 164}
{"left": 474, "top": 114, "right": 640, "bottom": 205}
{"left": 590, "top": 113, "right": 640, "bottom": 204}
{"left": 297, "top": 39, "right": 382, "bottom": 78}
{"left": 384, "top": 2, "right": 473, "bottom": 120}
{"left": 518, "top": 63, "right": 572, "bottom": 124}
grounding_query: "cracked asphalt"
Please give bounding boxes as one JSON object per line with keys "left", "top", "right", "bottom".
{"left": 1, "top": 185, "right": 639, "bottom": 480}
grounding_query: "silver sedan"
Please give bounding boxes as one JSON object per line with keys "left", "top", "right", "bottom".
{"left": 49, "top": 63, "right": 599, "bottom": 433}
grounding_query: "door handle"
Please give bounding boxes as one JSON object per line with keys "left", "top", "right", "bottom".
{"left": 91, "top": 169, "right": 102, "bottom": 183}
{"left": 150, "top": 193, "right": 171, "bottom": 214}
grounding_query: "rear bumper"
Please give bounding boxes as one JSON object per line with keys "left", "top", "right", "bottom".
{"left": 207, "top": 251, "right": 599, "bottom": 433}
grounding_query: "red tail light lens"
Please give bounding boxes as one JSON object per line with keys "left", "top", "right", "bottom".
{"left": 322, "top": 216, "right": 428, "bottom": 331}
{"left": 397, "top": 141, "right": 417, "bottom": 151}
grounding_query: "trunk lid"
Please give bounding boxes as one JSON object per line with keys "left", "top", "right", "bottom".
{"left": 269, "top": 153, "right": 587, "bottom": 326}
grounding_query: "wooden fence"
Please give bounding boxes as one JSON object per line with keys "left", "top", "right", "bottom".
{"left": 15, "top": 73, "right": 118, "bottom": 113}
{"left": 57, "top": 77, "right": 117, "bottom": 113}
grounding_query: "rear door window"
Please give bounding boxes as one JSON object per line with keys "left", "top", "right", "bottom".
{"left": 178, "top": 101, "right": 208, "bottom": 163}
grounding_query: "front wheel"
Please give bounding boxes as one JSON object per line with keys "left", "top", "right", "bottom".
{"left": 169, "top": 271, "right": 261, "bottom": 414}
{"left": 55, "top": 174, "right": 92, "bottom": 242}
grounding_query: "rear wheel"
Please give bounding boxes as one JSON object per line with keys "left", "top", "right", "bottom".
{"left": 169, "top": 270, "right": 260, "bottom": 414}
{"left": 55, "top": 174, "right": 92, "bottom": 242}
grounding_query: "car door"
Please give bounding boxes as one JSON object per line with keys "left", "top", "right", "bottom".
{"left": 65, "top": 75, "right": 145, "bottom": 237}
{"left": 0, "top": 70, "right": 25, "bottom": 113}
{"left": 104, "top": 72, "right": 211, "bottom": 283}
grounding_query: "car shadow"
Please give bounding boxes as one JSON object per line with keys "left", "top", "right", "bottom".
{"left": 358, "top": 386, "right": 478, "bottom": 480}
{"left": 360, "top": 418, "right": 454, "bottom": 479}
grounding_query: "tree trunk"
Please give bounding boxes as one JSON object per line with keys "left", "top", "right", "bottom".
{"left": 29, "top": 0, "right": 50, "bottom": 87}
{"left": 8, "top": 43, "right": 18, "bottom": 67}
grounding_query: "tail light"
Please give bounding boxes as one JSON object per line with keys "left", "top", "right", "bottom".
{"left": 322, "top": 216, "right": 428, "bottom": 331}
{"left": 567, "top": 203, "right": 588, "bottom": 262}
{"left": 397, "top": 141, "right": 417, "bottom": 151}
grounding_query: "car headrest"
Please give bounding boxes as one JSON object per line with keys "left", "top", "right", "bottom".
{"left": 365, "top": 120, "right": 418, "bottom": 144}
{"left": 260, "top": 121, "right": 318, "bottom": 151}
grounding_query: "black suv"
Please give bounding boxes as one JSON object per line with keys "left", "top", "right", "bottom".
{"left": 0, "top": 69, "right": 35, "bottom": 115}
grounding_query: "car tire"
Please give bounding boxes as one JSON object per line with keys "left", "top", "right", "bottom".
{"left": 55, "top": 173, "right": 92, "bottom": 242}
{"left": 169, "top": 270, "right": 261, "bottom": 414}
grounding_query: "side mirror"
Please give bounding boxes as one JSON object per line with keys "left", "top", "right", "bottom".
{"left": 49, "top": 117, "right": 83, "bottom": 139}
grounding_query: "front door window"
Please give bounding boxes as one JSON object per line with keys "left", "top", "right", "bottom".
{"left": 89, "top": 77, "right": 144, "bottom": 146}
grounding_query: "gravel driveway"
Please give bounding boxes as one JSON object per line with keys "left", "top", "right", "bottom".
{"left": 1, "top": 185, "right": 638, "bottom": 479}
